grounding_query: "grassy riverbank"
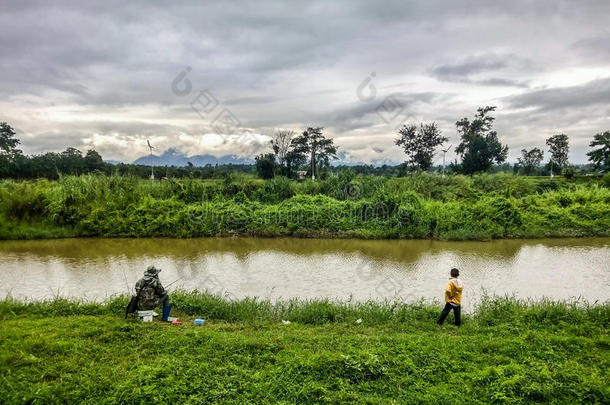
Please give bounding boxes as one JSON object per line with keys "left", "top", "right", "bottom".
{"left": 1, "top": 173, "right": 609, "bottom": 240}
{"left": 1, "top": 294, "right": 608, "bottom": 403}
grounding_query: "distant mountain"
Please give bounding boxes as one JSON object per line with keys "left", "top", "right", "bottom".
{"left": 132, "top": 148, "right": 254, "bottom": 167}
{"left": 130, "top": 148, "right": 399, "bottom": 168}
{"left": 331, "top": 152, "right": 400, "bottom": 167}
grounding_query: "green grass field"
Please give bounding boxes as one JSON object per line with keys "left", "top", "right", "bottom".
{"left": 1, "top": 294, "right": 608, "bottom": 404}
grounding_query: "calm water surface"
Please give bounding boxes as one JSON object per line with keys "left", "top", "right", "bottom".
{"left": 0, "top": 237, "right": 608, "bottom": 308}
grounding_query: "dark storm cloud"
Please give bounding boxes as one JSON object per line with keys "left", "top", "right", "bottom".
{"left": 1, "top": 0, "right": 609, "bottom": 163}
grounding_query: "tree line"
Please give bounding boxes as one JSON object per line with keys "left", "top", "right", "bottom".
{"left": 1, "top": 106, "right": 609, "bottom": 180}
{"left": 257, "top": 106, "right": 609, "bottom": 179}
{"left": 0, "top": 123, "right": 258, "bottom": 180}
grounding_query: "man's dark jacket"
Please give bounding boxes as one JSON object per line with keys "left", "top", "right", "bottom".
{"left": 135, "top": 275, "right": 166, "bottom": 310}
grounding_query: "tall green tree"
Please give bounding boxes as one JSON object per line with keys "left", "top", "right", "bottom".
{"left": 0, "top": 122, "right": 22, "bottom": 156}
{"left": 546, "top": 134, "right": 569, "bottom": 170}
{"left": 290, "top": 127, "right": 337, "bottom": 180}
{"left": 255, "top": 153, "right": 276, "bottom": 179}
{"left": 518, "top": 147, "right": 544, "bottom": 175}
{"left": 284, "top": 148, "right": 307, "bottom": 179}
{"left": 586, "top": 131, "right": 610, "bottom": 172}
{"left": 394, "top": 122, "right": 448, "bottom": 171}
{"left": 58, "top": 147, "right": 84, "bottom": 175}
{"left": 84, "top": 149, "right": 105, "bottom": 172}
{"left": 455, "top": 106, "right": 508, "bottom": 174}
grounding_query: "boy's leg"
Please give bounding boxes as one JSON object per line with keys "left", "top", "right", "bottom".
{"left": 453, "top": 305, "right": 461, "bottom": 326}
{"left": 437, "top": 303, "right": 452, "bottom": 325}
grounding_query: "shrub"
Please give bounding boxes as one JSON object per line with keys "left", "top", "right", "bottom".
{"left": 603, "top": 172, "right": 610, "bottom": 188}
{"left": 563, "top": 167, "right": 576, "bottom": 179}
{"left": 0, "top": 181, "right": 49, "bottom": 221}
{"left": 253, "top": 176, "right": 295, "bottom": 203}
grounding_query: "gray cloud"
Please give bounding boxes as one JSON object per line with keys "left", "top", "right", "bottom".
{"left": 431, "top": 54, "right": 530, "bottom": 88}
{"left": 505, "top": 78, "right": 610, "bottom": 111}
{"left": 1, "top": 0, "right": 609, "bottom": 164}
{"left": 224, "top": 95, "right": 285, "bottom": 106}
{"left": 571, "top": 33, "right": 610, "bottom": 62}
{"left": 321, "top": 92, "right": 448, "bottom": 131}
{"left": 432, "top": 54, "right": 509, "bottom": 77}
{"left": 476, "top": 78, "right": 529, "bottom": 88}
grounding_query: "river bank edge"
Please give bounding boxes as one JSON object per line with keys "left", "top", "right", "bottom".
{"left": 2, "top": 219, "right": 609, "bottom": 242}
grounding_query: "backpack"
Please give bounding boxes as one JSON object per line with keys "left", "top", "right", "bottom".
{"left": 125, "top": 278, "right": 153, "bottom": 319}
{"left": 125, "top": 295, "right": 139, "bottom": 319}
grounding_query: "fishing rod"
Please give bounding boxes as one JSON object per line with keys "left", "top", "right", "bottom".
{"left": 121, "top": 268, "right": 133, "bottom": 295}
{"left": 165, "top": 278, "right": 182, "bottom": 289}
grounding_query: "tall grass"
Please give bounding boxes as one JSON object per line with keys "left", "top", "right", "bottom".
{"left": 2, "top": 292, "right": 608, "bottom": 327}
{"left": 0, "top": 174, "right": 608, "bottom": 240}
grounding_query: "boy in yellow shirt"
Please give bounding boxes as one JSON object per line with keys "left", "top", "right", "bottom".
{"left": 437, "top": 268, "right": 464, "bottom": 326}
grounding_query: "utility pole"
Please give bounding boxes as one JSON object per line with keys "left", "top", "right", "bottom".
{"left": 311, "top": 149, "right": 315, "bottom": 180}
{"left": 441, "top": 144, "right": 452, "bottom": 178}
{"left": 147, "top": 140, "right": 155, "bottom": 180}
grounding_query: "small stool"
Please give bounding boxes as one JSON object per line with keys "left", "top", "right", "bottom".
{"left": 137, "top": 310, "right": 154, "bottom": 322}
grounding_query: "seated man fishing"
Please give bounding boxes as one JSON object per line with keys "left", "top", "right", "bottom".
{"left": 134, "top": 265, "right": 172, "bottom": 321}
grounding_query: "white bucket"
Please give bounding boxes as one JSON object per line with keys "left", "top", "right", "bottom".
{"left": 138, "top": 310, "right": 154, "bottom": 323}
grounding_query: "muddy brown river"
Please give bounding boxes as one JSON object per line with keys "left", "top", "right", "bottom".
{"left": 0, "top": 237, "right": 608, "bottom": 308}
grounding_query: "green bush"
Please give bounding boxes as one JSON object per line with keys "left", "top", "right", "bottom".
{"left": 563, "top": 167, "right": 576, "bottom": 179}
{"left": 603, "top": 172, "right": 610, "bottom": 188}
{"left": 253, "top": 176, "right": 295, "bottom": 203}
{"left": 0, "top": 181, "right": 49, "bottom": 221}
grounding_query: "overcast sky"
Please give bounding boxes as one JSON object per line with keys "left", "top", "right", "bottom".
{"left": 1, "top": 0, "right": 609, "bottom": 164}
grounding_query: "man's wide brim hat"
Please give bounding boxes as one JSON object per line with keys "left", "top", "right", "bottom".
{"left": 145, "top": 265, "right": 162, "bottom": 275}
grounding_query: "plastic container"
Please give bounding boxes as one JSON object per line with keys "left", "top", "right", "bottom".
{"left": 194, "top": 318, "right": 205, "bottom": 326}
{"left": 138, "top": 310, "right": 154, "bottom": 323}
